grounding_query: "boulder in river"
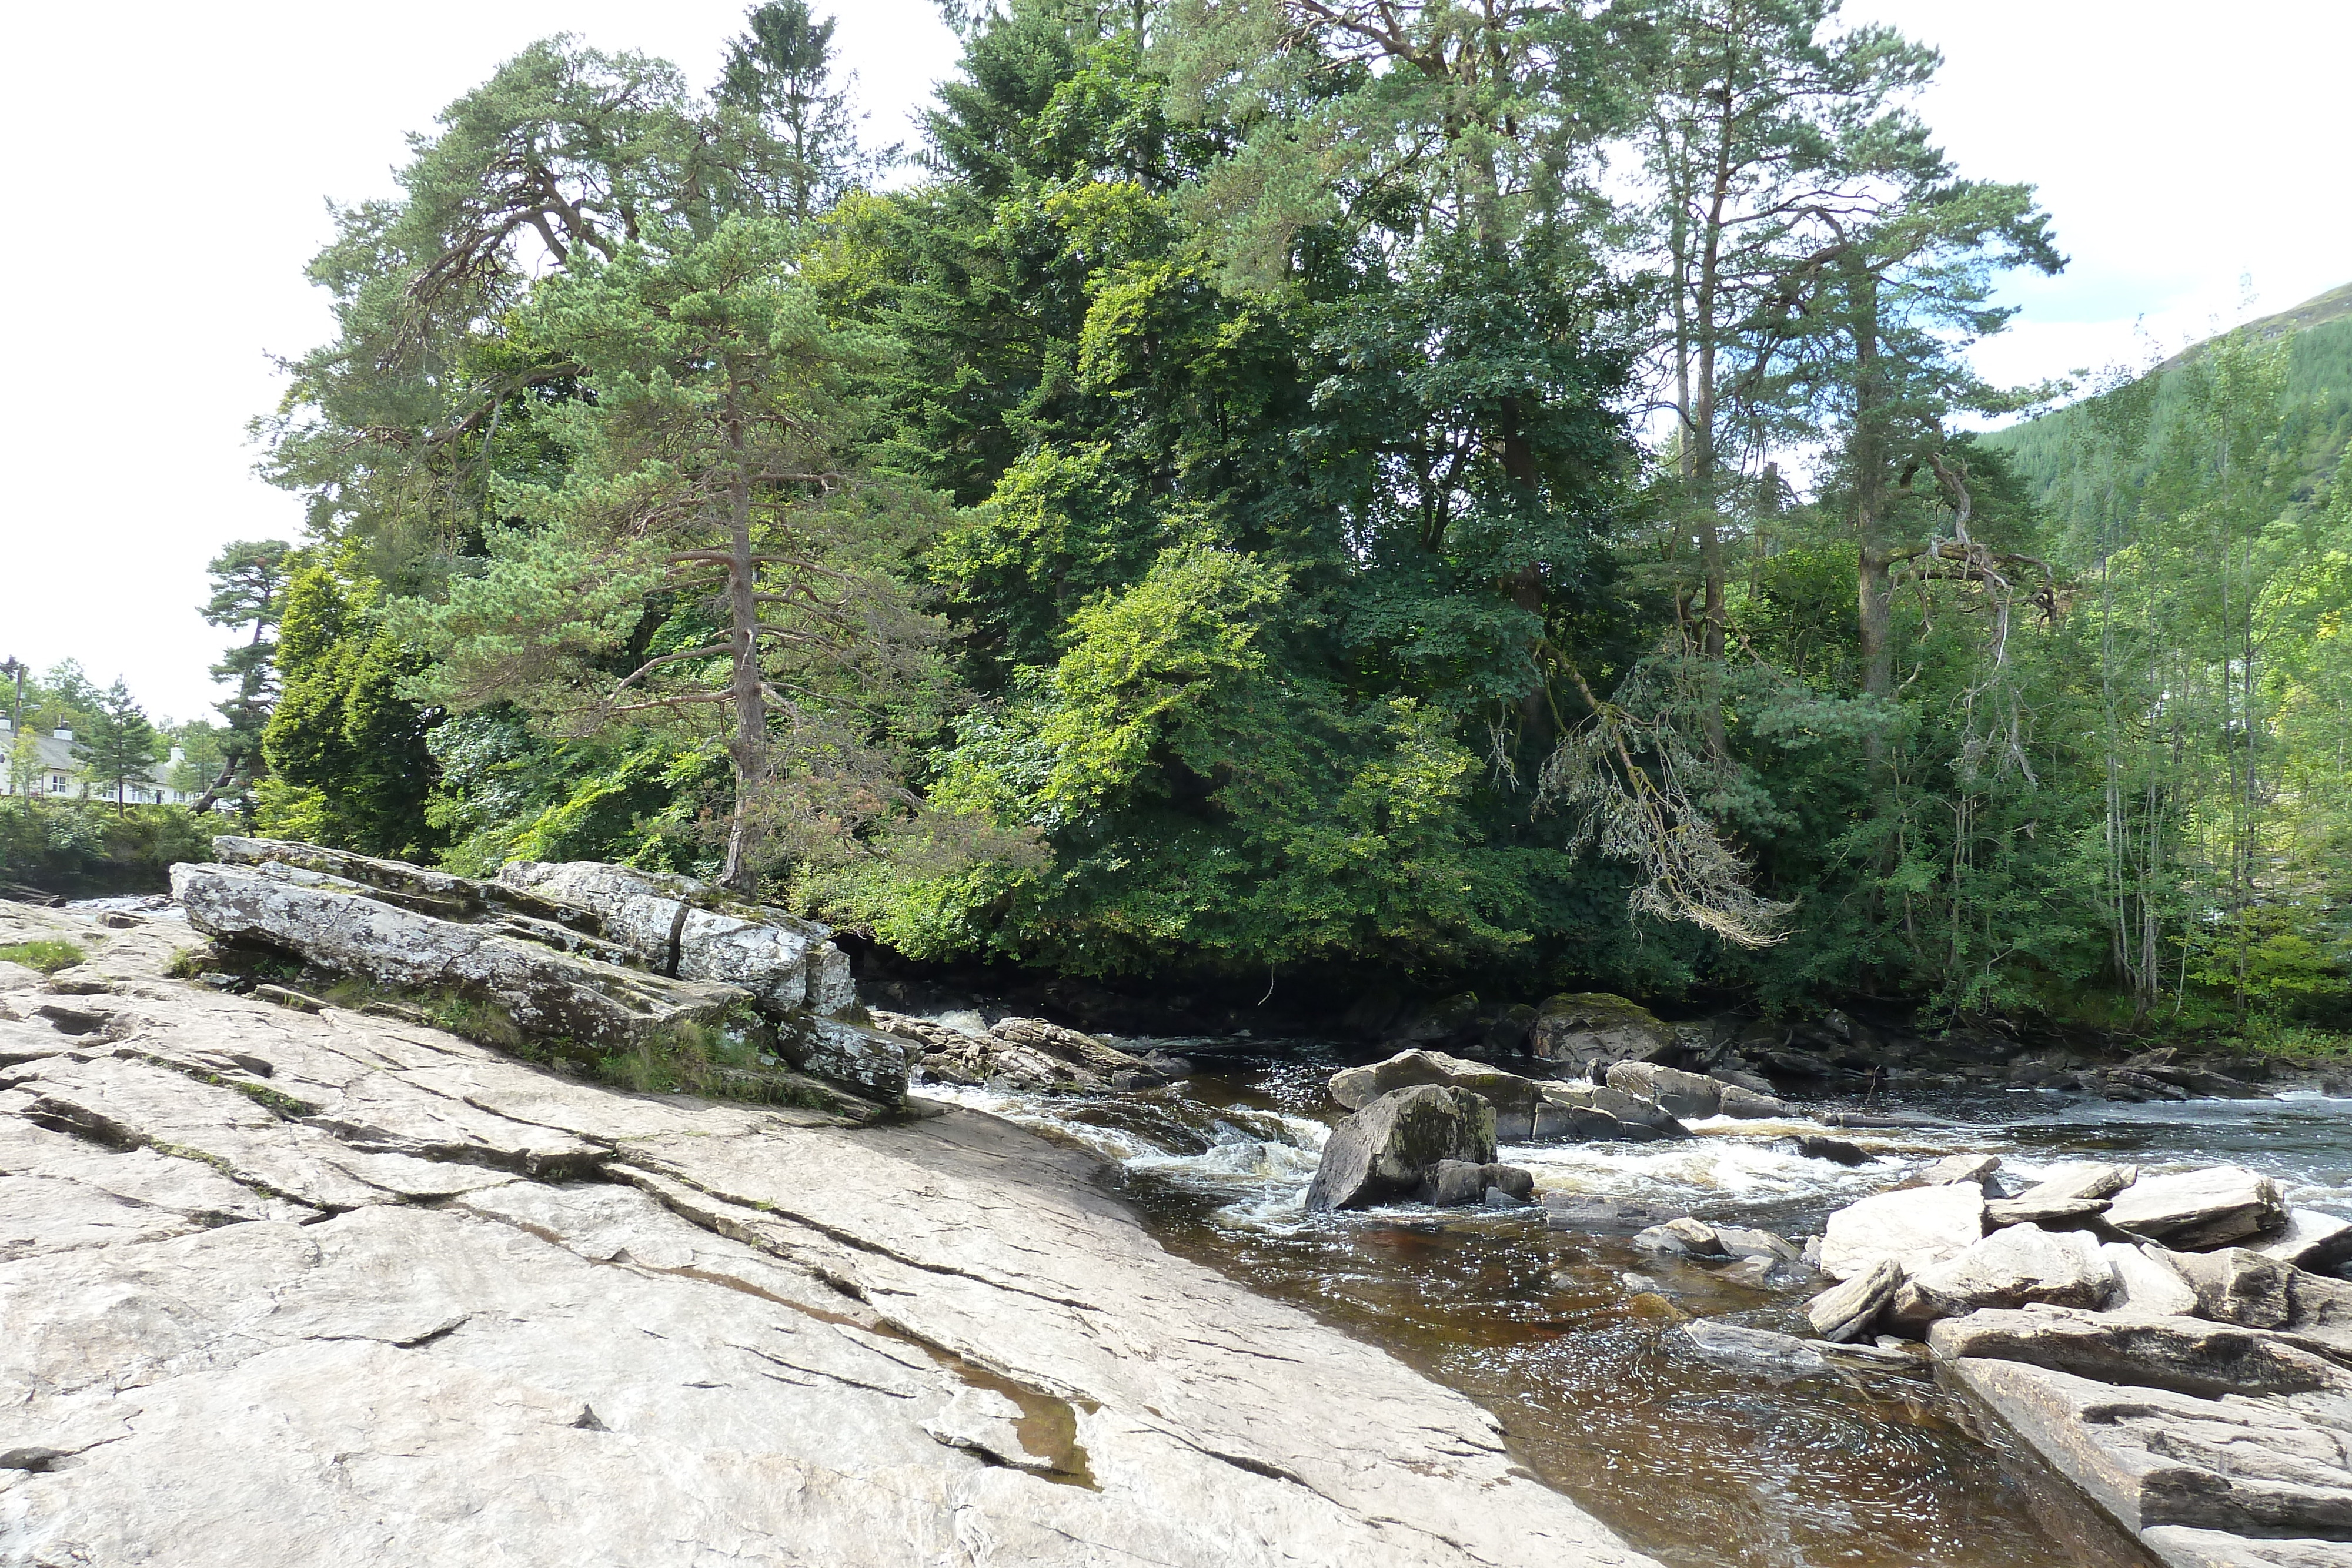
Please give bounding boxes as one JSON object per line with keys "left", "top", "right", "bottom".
{"left": 2106, "top": 1165, "right": 2289, "bottom": 1250}
{"left": 1805, "top": 1258, "right": 1903, "bottom": 1343}
{"left": 1305, "top": 1084, "right": 1498, "bottom": 1212}
{"left": 1819, "top": 1183, "right": 1986, "bottom": 1280}
{"left": 1777, "top": 1135, "right": 1872, "bottom": 1167}
{"left": 1329, "top": 1050, "right": 1542, "bottom": 1138}
{"left": 1604, "top": 1061, "right": 1790, "bottom": 1121}
{"left": 1418, "top": 1159, "right": 1535, "bottom": 1208}
{"left": 1922, "top": 1154, "right": 2002, "bottom": 1186}
{"left": 1887, "top": 1223, "right": 2118, "bottom": 1328}
{"left": 1535, "top": 1082, "right": 1689, "bottom": 1142}
{"left": 1541, "top": 1194, "right": 1687, "bottom": 1233}
{"left": 2255, "top": 1209, "right": 2352, "bottom": 1274}
{"left": 1526, "top": 993, "right": 1676, "bottom": 1072}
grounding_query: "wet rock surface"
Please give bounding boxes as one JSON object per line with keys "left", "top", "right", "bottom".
{"left": 0, "top": 897, "right": 1656, "bottom": 1568}
{"left": 1305, "top": 1084, "right": 1499, "bottom": 1212}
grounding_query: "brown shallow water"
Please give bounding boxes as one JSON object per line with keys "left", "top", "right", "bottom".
{"left": 922, "top": 1041, "right": 2352, "bottom": 1568}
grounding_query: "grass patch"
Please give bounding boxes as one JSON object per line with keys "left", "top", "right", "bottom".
{"left": 0, "top": 940, "right": 87, "bottom": 974}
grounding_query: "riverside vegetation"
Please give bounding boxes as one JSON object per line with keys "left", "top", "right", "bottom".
{"left": 21, "top": 1, "right": 2352, "bottom": 1047}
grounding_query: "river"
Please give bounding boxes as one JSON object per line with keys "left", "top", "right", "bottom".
{"left": 917, "top": 1031, "right": 2352, "bottom": 1568}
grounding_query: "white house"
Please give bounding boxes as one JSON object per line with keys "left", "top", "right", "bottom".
{"left": 0, "top": 716, "right": 201, "bottom": 807}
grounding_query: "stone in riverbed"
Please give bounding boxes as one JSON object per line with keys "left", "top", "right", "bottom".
{"left": 2103, "top": 1242, "right": 2203, "bottom": 1318}
{"left": 1530, "top": 1082, "right": 1689, "bottom": 1143}
{"left": 1526, "top": 993, "right": 1676, "bottom": 1072}
{"left": 1419, "top": 1160, "right": 1535, "bottom": 1208}
{"left": 2107, "top": 1166, "right": 2288, "bottom": 1251}
{"left": 1305, "top": 1084, "right": 1497, "bottom": 1212}
{"left": 1926, "top": 1305, "right": 2350, "bottom": 1398}
{"left": 1540, "top": 1195, "right": 1687, "bottom": 1233}
{"left": 1605, "top": 1061, "right": 1793, "bottom": 1121}
{"left": 1806, "top": 1258, "right": 1903, "bottom": 1343}
{"left": 1986, "top": 1195, "right": 2114, "bottom": 1229}
{"left": 2017, "top": 1162, "right": 2140, "bottom": 1205}
{"left": 1330, "top": 1051, "right": 1542, "bottom": 1138}
{"left": 1777, "top": 1135, "right": 1872, "bottom": 1166}
{"left": 1677, "top": 1320, "right": 1828, "bottom": 1381}
{"left": 2164, "top": 1247, "right": 2293, "bottom": 1329}
{"left": 2257, "top": 1209, "right": 2352, "bottom": 1273}
{"left": 1819, "top": 1182, "right": 1986, "bottom": 1281}
{"left": 1922, "top": 1154, "right": 2002, "bottom": 1187}
{"left": 1886, "top": 1223, "right": 2117, "bottom": 1329}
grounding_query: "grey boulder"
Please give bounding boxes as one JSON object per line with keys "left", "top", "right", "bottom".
{"left": 2107, "top": 1166, "right": 2289, "bottom": 1251}
{"left": 173, "top": 861, "right": 749, "bottom": 1054}
{"left": 1331, "top": 1051, "right": 1542, "bottom": 1138}
{"left": 1888, "top": 1223, "right": 2117, "bottom": 1328}
{"left": 1678, "top": 1320, "right": 1829, "bottom": 1381}
{"left": 1819, "top": 1183, "right": 1986, "bottom": 1281}
{"left": 1305, "top": 1085, "right": 1498, "bottom": 1212}
{"left": 1526, "top": 994, "right": 1676, "bottom": 1072}
{"left": 2257, "top": 1209, "right": 2352, "bottom": 1273}
{"left": 1605, "top": 1061, "right": 1788, "bottom": 1121}
{"left": 499, "top": 860, "right": 854, "bottom": 1015}
{"left": 1806, "top": 1258, "right": 1903, "bottom": 1343}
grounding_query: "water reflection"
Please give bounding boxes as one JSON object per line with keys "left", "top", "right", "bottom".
{"left": 920, "top": 1041, "right": 2349, "bottom": 1568}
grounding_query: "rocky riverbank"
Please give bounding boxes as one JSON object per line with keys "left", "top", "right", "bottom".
{"left": 0, "top": 886, "right": 1656, "bottom": 1567}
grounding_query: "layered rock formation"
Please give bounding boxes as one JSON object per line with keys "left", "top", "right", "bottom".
{"left": 1784, "top": 1155, "right": 2352, "bottom": 1567}
{"left": 0, "top": 896, "right": 1656, "bottom": 1568}
{"left": 171, "top": 837, "right": 909, "bottom": 1108}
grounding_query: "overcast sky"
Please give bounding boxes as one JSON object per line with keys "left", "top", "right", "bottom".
{"left": 2, "top": 0, "right": 2344, "bottom": 725}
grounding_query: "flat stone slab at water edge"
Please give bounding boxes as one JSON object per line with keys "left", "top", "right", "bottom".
{"left": 1603, "top": 1061, "right": 1789, "bottom": 1121}
{"left": 0, "top": 899, "right": 1658, "bottom": 1568}
{"left": 1946, "top": 1356, "right": 2352, "bottom": 1563}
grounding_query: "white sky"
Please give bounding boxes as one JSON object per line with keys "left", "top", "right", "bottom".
{"left": 1, "top": 0, "right": 2344, "bottom": 726}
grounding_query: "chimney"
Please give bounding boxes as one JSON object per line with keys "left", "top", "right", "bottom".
{"left": 53, "top": 727, "right": 72, "bottom": 743}
{"left": 169, "top": 745, "right": 186, "bottom": 765}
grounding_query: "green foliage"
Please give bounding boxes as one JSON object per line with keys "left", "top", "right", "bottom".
{"left": 260, "top": 562, "right": 438, "bottom": 857}
{"left": 71, "top": 679, "right": 161, "bottom": 815}
{"left": 0, "top": 940, "right": 86, "bottom": 974}
{"left": 0, "top": 803, "right": 211, "bottom": 896}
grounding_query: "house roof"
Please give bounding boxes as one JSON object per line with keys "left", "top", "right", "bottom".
{"left": 4, "top": 726, "right": 178, "bottom": 787}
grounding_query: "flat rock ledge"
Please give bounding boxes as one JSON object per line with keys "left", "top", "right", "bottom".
{"left": 0, "top": 898, "right": 1655, "bottom": 1568}
{"left": 1790, "top": 1158, "right": 2352, "bottom": 1568}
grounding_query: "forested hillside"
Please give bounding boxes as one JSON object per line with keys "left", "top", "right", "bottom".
{"left": 1989, "top": 282, "right": 2352, "bottom": 507}
{"left": 234, "top": 0, "right": 2351, "bottom": 1038}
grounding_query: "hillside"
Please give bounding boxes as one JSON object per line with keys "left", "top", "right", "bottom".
{"left": 1986, "top": 281, "right": 2352, "bottom": 510}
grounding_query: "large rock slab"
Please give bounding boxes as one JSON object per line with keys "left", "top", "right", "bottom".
{"left": 0, "top": 899, "right": 1659, "bottom": 1568}
{"left": 1927, "top": 1306, "right": 2350, "bottom": 1398}
{"left": 1305, "top": 1085, "right": 1498, "bottom": 1212}
{"left": 174, "top": 861, "right": 749, "bottom": 1053}
{"left": 1947, "top": 1356, "right": 2352, "bottom": 1549}
{"left": 2104, "top": 1242, "right": 2203, "bottom": 1318}
{"left": 1527, "top": 994, "right": 1675, "bottom": 1072}
{"left": 1819, "top": 1183, "right": 1986, "bottom": 1281}
{"left": 2108, "top": 1166, "right": 2290, "bottom": 1251}
{"left": 2260, "top": 1211, "right": 2352, "bottom": 1273}
{"left": 1806, "top": 1258, "right": 1903, "bottom": 1342}
{"left": 499, "top": 859, "right": 854, "bottom": 1015}
{"left": 1330, "top": 1051, "right": 1542, "bottom": 1138}
{"left": 1890, "top": 1223, "right": 2117, "bottom": 1327}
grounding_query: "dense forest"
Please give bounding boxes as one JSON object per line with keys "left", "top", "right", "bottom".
{"left": 39, "top": 0, "right": 2345, "bottom": 1039}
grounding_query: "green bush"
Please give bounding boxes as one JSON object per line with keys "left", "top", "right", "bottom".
{"left": 0, "top": 803, "right": 212, "bottom": 895}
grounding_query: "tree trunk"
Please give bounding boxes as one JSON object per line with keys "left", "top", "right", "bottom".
{"left": 719, "top": 407, "right": 767, "bottom": 894}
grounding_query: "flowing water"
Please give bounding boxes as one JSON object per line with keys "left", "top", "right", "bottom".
{"left": 919, "top": 1034, "right": 2352, "bottom": 1568}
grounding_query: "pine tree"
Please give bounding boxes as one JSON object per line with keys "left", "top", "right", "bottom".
{"left": 73, "top": 680, "right": 161, "bottom": 816}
